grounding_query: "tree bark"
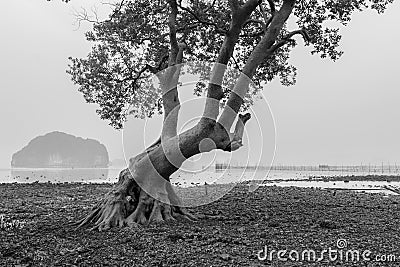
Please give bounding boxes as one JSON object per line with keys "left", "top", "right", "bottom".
{"left": 74, "top": 114, "right": 249, "bottom": 231}
{"left": 74, "top": 0, "right": 295, "bottom": 231}
{"left": 202, "top": 0, "right": 260, "bottom": 120}
{"left": 219, "top": 0, "right": 296, "bottom": 129}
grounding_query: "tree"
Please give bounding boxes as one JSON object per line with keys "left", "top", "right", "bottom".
{"left": 67, "top": 0, "right": 393, "bottom": 231}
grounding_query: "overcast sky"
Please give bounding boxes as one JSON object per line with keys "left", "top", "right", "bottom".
{"left": 0, "top": 0, "right": 399, "bottom": 168}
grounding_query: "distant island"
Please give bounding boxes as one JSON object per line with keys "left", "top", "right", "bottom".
{"left": 11, "top": 131, "right": 109, "bottom": 168}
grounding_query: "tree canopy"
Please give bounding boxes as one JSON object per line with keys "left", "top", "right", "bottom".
{"left": 67, "top": 0, "right": 393, "bottom": 129}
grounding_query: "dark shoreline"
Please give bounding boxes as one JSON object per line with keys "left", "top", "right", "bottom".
{"left": 241, "top": 174, "right": 400, "bottom": 183}
{"left": 1, "top": 183, "right": 399, "bottom": 266}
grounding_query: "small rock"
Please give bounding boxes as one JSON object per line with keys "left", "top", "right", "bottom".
{"left": 77, "top": 246, "right": 88, "bottom": 254}
{"left": 220, "top": 253, "right": 232, "bottom": 261}
{"left": 318, "top": 219, "right": 338, "bottom": 229}
{"left": 259, "top": 232, "right": 268, "bottom": 238}
{"left": 167, "top": 233, "right": 184, "bottom": 241}
{"left": 268, "top": 220, "right": 280, "bottom": 227}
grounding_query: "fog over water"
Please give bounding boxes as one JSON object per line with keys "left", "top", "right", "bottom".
{"left": 0, "top": 1, "right": 400, "bottom": 169}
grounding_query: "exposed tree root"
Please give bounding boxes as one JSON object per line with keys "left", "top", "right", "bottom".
{"left": 73, "top": 168, "right": 211, "bottom": 231}
{"left": 73, "top": 193, "right": 131, "bottom": 231}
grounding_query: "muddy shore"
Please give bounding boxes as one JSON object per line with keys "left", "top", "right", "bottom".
{"left": 0, "top": 182, "right": 399, "bottom": 266}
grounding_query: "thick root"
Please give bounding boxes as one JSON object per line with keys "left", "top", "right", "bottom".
{"left": 72, "top": 168, "right": 136, "bottom": 231}
{"left": 73, "top": 169, "right": 215, "bottom": 231}
{"left": 73, "top": 192, "right": 133, "bottom": 231}
{"left": 73, "top": 187, "right": 219, "bottom": 231}
{"left": 74, "top": 195, "right": 216, "bottom": 231}
{"left": 124, "top": 190, "right": 197, "bottom": 226}
{"left": 172, "top": 206, "right": 198, "bottom": 221}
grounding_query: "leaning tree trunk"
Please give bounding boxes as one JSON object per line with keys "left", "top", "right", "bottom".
{"left": 73, "top": 42, "right": 253, "bottom": 231}
{"left": 73, "top": 0, "right": 261, "bottom": 231}
{"left": 74, "top": 114, "right": 250, "bottom": 231}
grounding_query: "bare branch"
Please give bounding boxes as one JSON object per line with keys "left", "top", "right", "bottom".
{"left": 232, "top": 56, "right": 241, "bottom": 71}
{"left": 72, "top": 7, "right": 99, "bottom": 29}
{"left": 72, "top": 1, "right": 127, "bottom": 30}
{"left": 91, "top": 6, "right": 99, "bottom": 22}
{"left": 100, "top": 0, "right": 125, "bottom": 10}
{"left": 107, "top": 0, "right": 126, "bottom": 20}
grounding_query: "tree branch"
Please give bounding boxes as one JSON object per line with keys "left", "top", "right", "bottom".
{"left": 244, "top": 19, "right": 266, "bottom": 28}
{"left": 284, "top": 28, "right": 311, "bottom": 42}
{"left": 202, "top": 0, "right": 261, "bottom": 121}
{"left": 160, "top": 0, "right": 183, "bottom": 139}
{"left": 242, "top": 19, "right": 266, "bottom": 38}
{"left": 268, "top": 28, "right": 311, "bottom": 54}
{"left": 72, "top": 7, "right": 99, "bottom": 29}
{"left": 176, "top": 23, "right": 201, "bottom": 32}
{"left": 104, "top": 0, "right": 126, "bottom": 20}
{"left": 267, "top": 38, "right": 294, "bottom": 53}
{"left": 224, "top": 113, "right": 251, "bottom": 151}
{"left": 167, "top": 0, "right": 179, "bottom": 65}
{"left": 72, "top": 1, "right": 127, "bottom": 29}
{"left": 267, "top": 0, "right": 276, "bottom": 15}
{"left": 258, "top": 3, "right": 269, "bottom": 33}
{"left": 232, "top": 56, "right": 241, "bottom": 71}
{"left": 146, "top": 54, "right": 169, "bottom": 74}
{"left": 218, "top": 0, "right": 296, "bottom": 129}
{"left": 239, "top": 0, "right": 276, "bottom": 40}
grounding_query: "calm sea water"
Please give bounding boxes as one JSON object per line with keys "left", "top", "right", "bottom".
{"left": 0, "top": 167, "right": 121, "bottom": 183}
{"left": 1, "top": 167, "right": 400, "bottom": 194}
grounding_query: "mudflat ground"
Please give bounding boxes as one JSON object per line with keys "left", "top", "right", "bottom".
{"left": 0, "top": 182, "right": 399, "bottom": 266}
